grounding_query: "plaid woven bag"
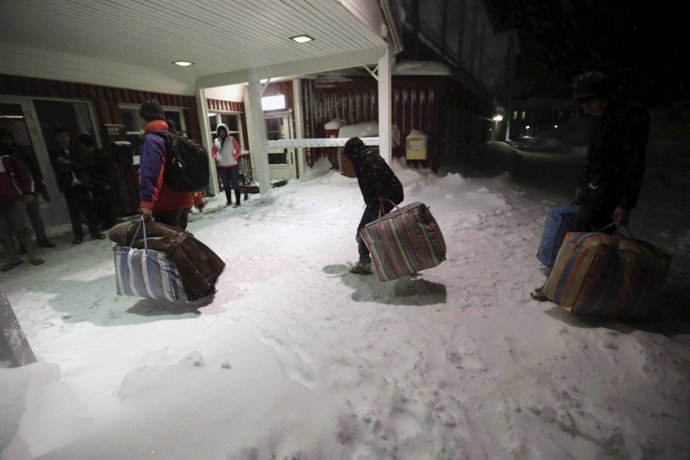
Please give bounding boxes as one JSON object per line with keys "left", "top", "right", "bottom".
{"left": 360, "top": 202, "right": 446, "bottom": 282}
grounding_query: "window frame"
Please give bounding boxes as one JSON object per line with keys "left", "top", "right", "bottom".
{"left": 208, "top": 112, "right": 244, "bottom": 152}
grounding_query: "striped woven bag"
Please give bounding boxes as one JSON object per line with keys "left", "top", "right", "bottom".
{"left": 360, "top": 202, "right": 446, "bottom": 282}
{"left": 542, "top": 231, "right": 671, "bottom": 319}
{"left": 113, "top": 218, "right": 184, "bottom": 302}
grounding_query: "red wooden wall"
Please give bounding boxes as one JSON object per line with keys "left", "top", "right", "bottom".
{"left": 0, "top": 74, "right": 201, "bottom": 142}
{"left": 301, "top": 77, "right": 448, "bottom": 170}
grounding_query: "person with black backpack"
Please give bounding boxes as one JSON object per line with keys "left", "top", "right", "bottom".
{"left": 138, "top": 99, "right": 203, "bottom": 230}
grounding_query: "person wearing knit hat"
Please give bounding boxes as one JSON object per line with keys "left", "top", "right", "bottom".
{"left": 139, "top": 99, "right": 165, "bottom": 122}
{"left": 570, "top": 71, "right": 649, "bottom": 230}
{"left": 530, "top": 71, "right": 649, "bottom": 302}
{"left": 137, "top": 99, "right": 197, "bottom": 229}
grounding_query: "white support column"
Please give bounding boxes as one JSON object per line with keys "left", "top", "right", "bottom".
{"left": 377, "top": 47, "right": 392, "bottom": 164}
{"left": 245, "top": 69, "right": 271, "bottom": 196}
{"left": 292, "top": 79, "right": 306, "bottom": 180}
{"left": 195, "top": 85, "right": 219, "bottom": 196}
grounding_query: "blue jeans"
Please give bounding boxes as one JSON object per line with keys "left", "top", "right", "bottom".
{"left": 356, "top": 201, "right": 395, "bottom": 262}
{"left": 218, "top": 167, "right": 241, "bottom": 204}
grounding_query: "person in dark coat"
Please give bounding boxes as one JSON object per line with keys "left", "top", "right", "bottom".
{"left": 49, "top": 127, "right": 105, "bottom": 244}
{"left": 344, "top": 137, "right": 404, "bottom": 275}
{"left": 531, "top": 72, "right": 649, "bottom": 302}
{"left": 77, "top": 132, "right": 117, "bottom": 229}
{"left": 572, "top": 71, "right": 649, "bottom": 230}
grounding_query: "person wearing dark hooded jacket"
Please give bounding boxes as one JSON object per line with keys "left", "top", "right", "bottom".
{"left": 344, "top": 137, "right": 404, "bottom": 274}
{"left": 212, "top": 123, "right": 242, "bottom": 207}
{"left": 49, "top": 127, "right": 104, "bottom": 244}
{"left": 531, "top": 72, "right": 649, "bottom": 302}
{"left": 572, "top": 71, "right": 649, "bottom": 230}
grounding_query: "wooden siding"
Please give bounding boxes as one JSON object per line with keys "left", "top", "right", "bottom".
{"left": 207, "top": 99, "right": 244, "bottom": 113}
{"left": 301, "top": 76, "right": 497, "bottom": 171}
{"left": 301, "top": 77, "right": 447, "bottom": 169}
{"left": 0, "top": 0, "right": 386, "bottom": 95}
{"left": 0, "top": 74, "right": 200, "bottom": 141}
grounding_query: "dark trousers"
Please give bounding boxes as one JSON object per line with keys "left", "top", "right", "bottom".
{"left": 578, "top": 186, "right": 619, "bottom": 232}
{"left": 356, "top": 201, "right": 395, "bottom": 262}
{"left": 92, "top": 187, "right": 116, "bottom": 229}
{"left": 153, "top": 208, "right": 190, "bottom": 231}
{"left": 64, "top": 187, "right": 99, "bottom": 237}
{"left": 218, "top": 167, "right": 242, "bottom": 205}
{"left": 24, "top": 196, "right": 49, "bottom": 242}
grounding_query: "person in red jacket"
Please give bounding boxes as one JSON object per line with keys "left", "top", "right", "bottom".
{"left": 137, "top": 99, "right": 203, "bottom": 230}
{"left": 1, "top": 145, "right": 45, "bottom": 271}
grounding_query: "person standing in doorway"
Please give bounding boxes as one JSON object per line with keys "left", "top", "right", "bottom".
{"left": 0, "top": 130, "right": 55, "bottom": 249}
{"left": 49, "top": 127, "right": 104, "bottom": 244}
{"left": 212, "top": 123, "right": 242, "bottom": 207}
{"left": 343, "top": 137, "right": 404, "bottom": 275}
{"left": 138, "top": 99, "right": 197, "bottom": 229}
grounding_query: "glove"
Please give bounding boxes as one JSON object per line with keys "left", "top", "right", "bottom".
{"left": 612, "top": 207, "right": 630, "bottom": 226}
{"left": 194, "top": 199, "right": 205, "bottom": 212}
{"left": 140, "top": 207, "right": 153, "bottom": 220}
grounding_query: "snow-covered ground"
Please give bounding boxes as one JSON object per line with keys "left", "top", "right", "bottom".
{"left": 1, "top": 112, "right": 689, "bottom": 460}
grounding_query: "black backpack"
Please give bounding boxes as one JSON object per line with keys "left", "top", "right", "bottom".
{"left": 151, "top": 131, "right": 209, "bottom": 192}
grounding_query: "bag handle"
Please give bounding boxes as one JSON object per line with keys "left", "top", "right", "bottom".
{"left": 129, "top": 216, "right": 149, "bottom": 251}
{"left": 591, "top": 223, "right": 638, "bottom": 243}
{"left": 616, "top": 225, "right": 635, "bottom": 240}
{"left": 376, "top": 198, "right": 404, "bottom": 219}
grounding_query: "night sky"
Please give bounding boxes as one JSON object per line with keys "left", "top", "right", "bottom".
{"left": 490, "top": 0, "right": 688, "bottom": 104}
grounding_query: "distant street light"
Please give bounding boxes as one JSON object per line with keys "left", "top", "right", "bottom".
{"left": 492, "top": 114, "right": 503, "bottom": 122}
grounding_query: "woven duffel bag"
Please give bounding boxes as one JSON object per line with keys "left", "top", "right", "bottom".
{"left": 360, "top": 202, "right": 446, "bottom": 282}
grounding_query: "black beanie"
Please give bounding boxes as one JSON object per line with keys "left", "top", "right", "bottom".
{"left": 78, "top": 132, "right": 95, "bottom": 147}
{"left": 139, "top": 99, "right": 165, "bottom": 122}
{"left": 572, "top": 71, "right": 609, "bottom": 103}
{"left": 344, "top": 137, "right": 365, "bottom": 157}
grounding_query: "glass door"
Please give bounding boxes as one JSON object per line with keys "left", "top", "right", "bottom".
{"left": 0, "top": 97, "right": 67, "bottom": 226}
{"left": 265, "top": 112, "right": 295, "bottom": 182}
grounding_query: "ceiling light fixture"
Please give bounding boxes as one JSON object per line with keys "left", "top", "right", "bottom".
{"left": 172, "top": 61, "right": 194, "bottom": 67}
{"left": 290, "top": 35, "right": 313, "bottom": 44}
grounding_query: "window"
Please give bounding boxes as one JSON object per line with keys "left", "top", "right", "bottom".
{"left": 208, "top": 112, "right": 243, "bottom": 149}
{"left": 119, "top": 105, "right": 186, "bottom": 161}
{"left": 261, "top": 94, "right": 286, "bottom": 111}
{"left": 265, "top": 118, "right": 283, "bottom": 141}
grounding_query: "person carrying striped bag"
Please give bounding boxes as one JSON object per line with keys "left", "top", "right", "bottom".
{"left": 344, "top": 137, "right": 404, "bottom": 275}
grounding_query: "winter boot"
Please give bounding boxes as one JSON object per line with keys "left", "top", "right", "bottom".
{"left": 224, "top": 189, "right": 233, "bottom": 206}
{"left": 350, "top": 260, "right": 372, "bottom": 275}
{"left": 234, "top": 189, "right": 242, "bottom": 207}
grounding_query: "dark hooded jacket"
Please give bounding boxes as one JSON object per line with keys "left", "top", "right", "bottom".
{"left": 347, "top": 145, "right": 404, "bottom": 208}
{"left": 579, "top": 99, "right": 649, "bottom": 222}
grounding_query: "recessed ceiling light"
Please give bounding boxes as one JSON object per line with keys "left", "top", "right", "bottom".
{"left": 290, "top": 35, "right": 313, "bottom": 44}
{"left": 172, "top": 61, "right": 194, "bottom": 67}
